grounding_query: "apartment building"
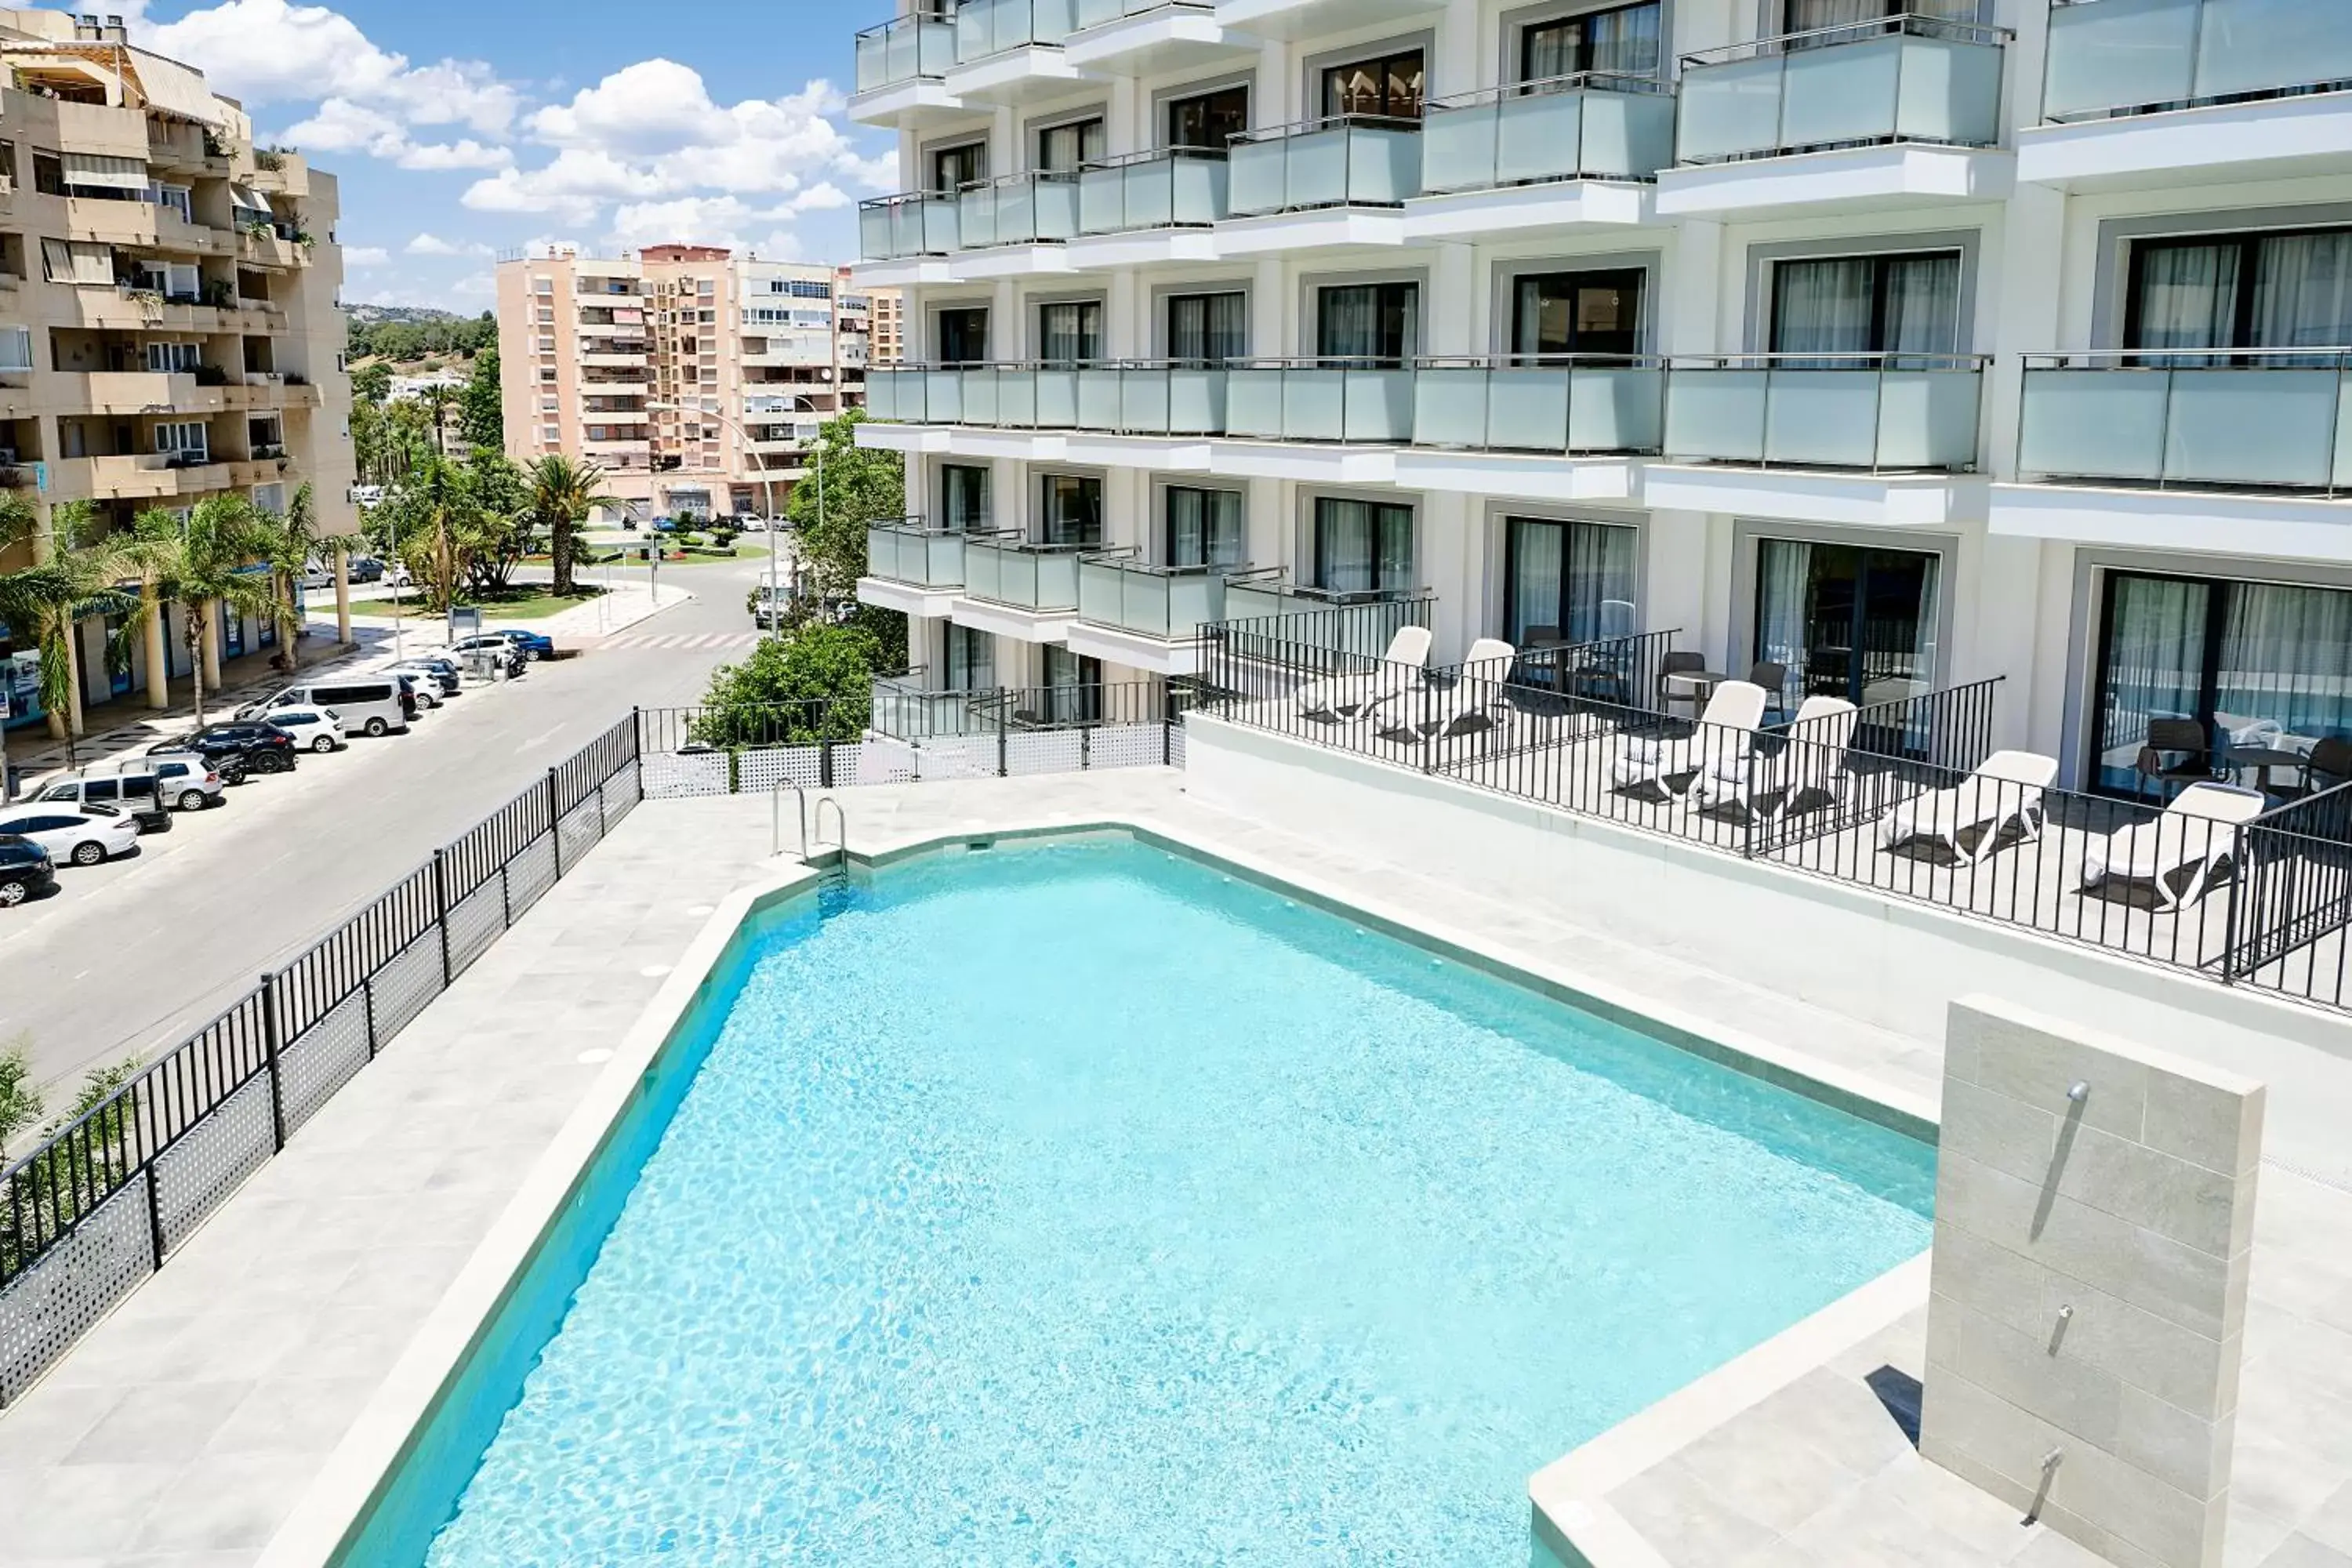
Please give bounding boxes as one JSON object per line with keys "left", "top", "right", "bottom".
{"left": 870, "top": 287, "right": 906, "bottom": 364}
{"left": 848, "top": 0, "right": 2352, "bottom": 797}
{"left": 495, "top": 247, "right": 891, "bottom": 520}
{"left": 0, "top": 8, "right": 356, "bottom": 739}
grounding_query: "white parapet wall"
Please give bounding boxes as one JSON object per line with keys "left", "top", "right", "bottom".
{"left": 1921, "top": 996, "right": 2263, "bottom": 1568}
{"left": 1180, "top": 714, "right": 2352, "bottom": 1189}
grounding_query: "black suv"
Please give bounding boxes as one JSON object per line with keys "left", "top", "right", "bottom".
{"left": 0, "top": 833, "right": 55, "bottom": 907}
{"left": 150, "top": 721, "right": 299, "bottom": 779}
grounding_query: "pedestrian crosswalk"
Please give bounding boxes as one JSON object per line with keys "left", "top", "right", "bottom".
{"left": 594, "top": 631, "right": 764, "bottom": 652}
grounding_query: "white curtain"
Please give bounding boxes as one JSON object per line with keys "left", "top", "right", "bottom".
{"left": 1772, "top": 259, "right": 1875, "bottom": 363}
{"left": 1509, "top": 520, "right": 1564, "bottom": 640}
{"left": 2096, "top": 575, "right": 2208, "bottom": 788}
{"left": 1564, "top": 522, "right": 1638, "bottom": 643}
{"left": 1169, "top": 293, "right": 1245, "bottom": 364}
{"left": 2252, "top": 232, "right": 2352, "bottom": 362}
{"left": 1315, "top": 499, "right": 1413, "bottom": 593}
{"left": 942, "top": 464, "right": 988, "bottom": 532}
{"left": 1882, "top": 254, "right": 1962, "bottom": 362}
{"left": 1038, "top": 303, "right": 1101, "bottom": 365}
{"left": 1319, "top": 286, "right": 1379, "bottom": 359}
{"left": 1168, "top": 487, "right": 1243, "bottom": 567}
{"left": 2134, "top": 243, "right": 2239, "bottom": 363}
{"left": 947, "top": 625, "right": 994, "bottom": 693}
{"left": 1756, "top": 539, "right": 1814, "bottom": 687}
{"left": 1040, "top": 474, "right": 1101, "bottom": 546}
{"left": 2218, "top": 582, "right": 2352, "bottom": 750}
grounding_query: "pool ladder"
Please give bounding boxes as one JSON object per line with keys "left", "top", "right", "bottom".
{"left": 771, "top": 783, "right": 849, "bottom": 868}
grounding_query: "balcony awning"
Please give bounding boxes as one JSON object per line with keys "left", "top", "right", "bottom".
{"left": 127, "top": 48, "right": 228, "bottom": 129}
{"left": 228, "top": 183, "right": 272, "bottom": 214}
{"left": 41, "top": 238, "right": 113, "bottom": 286}
{"left": 62, "top": 153, "right": 147, "bottom": 191}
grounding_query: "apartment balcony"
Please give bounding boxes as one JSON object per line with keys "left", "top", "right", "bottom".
{"left": 2023, "top": 0, "right": 2352, "bottom": 188}
{"left": 1648, "top": 354, "right": 1987, "bottom": 526}
{"left": 850, "top": 9, "right": 964, "bottom": 126}
{"left": 65, "top": 197, "right": 230, "bottom": 256}
{"left": 860, "top": 516, "right": 967, "bottom": 618}
{"left": 951, "top": 172, "right": 1081, "bottom": 277}
{"left": 1221, "top": 115, "right": 1421, "bottom": 254}
{"left": 954, "top": 535, "right": 1089, "bottom": 641}
{"left": 1064, "top": 0, "right": 1253, "bottom": 74}
{"left": 580, "top": 349, "right": 650, "bottom": 369}
{"left": 856, "top": 191, "right": 960, "bottom": 284}
{"left": 1069, "top": 149, "right": 1229, "bottom": 267}
{"left": 45, "top": 453, "right": 180, "bottom": 502}
{"left": 1658, "top": 16, "right": 2013, "bottom": 217}
{"left": 1994, "top": 350, "right": 2352, "bottom": 561}
{"left": 70, "top": 371, "right": 230, "bottom": 417}
{"left": 73, "top": 289, "right": 239, "bottom": 334}
{"left": 1394, "top": 356, "right": 1657, "bottom": 503}
{"left": 236, "top": 229, "right": 308, "bottom": 269}
{"left": 244, "top": 154, "right": 311, "bottom": 198}
{"left": 1217, "top": 579, "right": 1422, "bottom": 629}
{"left": 1220, "top": 358, "right": 1411, "bottom": 480}
{"left": 859, "top": 361, "right": 1229, "bottom": 465}
{"left": 1406, "top": 74, "right": 1672, "bottom": 240}
{"left": 944, "top": 0, "right": 1097, "bottom": 106}
{"left": 1068, "top": 555, "right": 1252, "bottom": 674}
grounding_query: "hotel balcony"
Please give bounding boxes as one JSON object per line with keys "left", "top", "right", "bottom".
{"left": 860, "top": 516, "right": 967, "bottom": 619}
{"left": 66, "top": 197, "right": 231, "bottom": 256}
{"left": 1657, "top": 16, "right": 2013, "bottom": 217}
{"left": 955, "top": 535, "right": 1091, "bottom": 641}
{"left": 1067, "top": 555, "right": 1257, "bottom": 674}
{"left": 952, "top": 172, "right": 1081, "bottom": 277}
{"left": 1213, "top": 0, "right": 1431, "bottom": 38}
{"left": 2023, "top": 0, "right": 2352, "bottom": 188}
{"left": 1648, "top": 354, "right": 1987, "bottom": 526}
{"left": 943, "top": 0, "right": 1097, "bottom": 105}
{"left": 1405, "top": 74, "right": 1672, "bottom": 240}
{"left": 1393, "top": 356, "right": 1658, "bottom": 502}
{"left": 1218, "top": 358, "right": 1410, "bottom": 479}
{"left": 855, "top": 191, "right": 960, "bottom": 285}
{"left": 1063, "top": 0, "right": 1253, "bottom": 74}
{"left": 861, "top": 361, "right": 1229, "bottom": 465}
{"left": 1993, "top": 350, "right": 2352, "bottom": 561}
{"left": 1221, "top": 114, "right": 1421, "bottom": 253}
{"left": 1069, "top": 148, "right": 1229, "bottom": 267}
{"left": 850, "top": 9, "right": 964, "bottom": 126}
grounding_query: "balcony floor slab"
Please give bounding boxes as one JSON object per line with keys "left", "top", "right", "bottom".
{"left": 855, "top": 423, "right": 953, "bottom": 456}
{"left": 1655, "top": 143, "right": 2014, "bottom": 219}
{"left": 856, "top": 577, "right": 962, "bottom": 619}
{"left": 1062, "top": 227, "right": 1223, "bottom": 270}
{"left": 1214, "top": 0, "right": 1431, "bottom": 39}
{"left": 952, "top": 428, "right": 1069, "bottom": 461}
{"left": 1642, "top": 463, "right": 1987, "bottom": 528}
{"left": 1062, "top": 619, "right": 1207, "bottom": 676}
{"left": 850, "top": 256, "right": 955, "bottom": 289}
{"left": 949, "top": 595, "right": 1074, "bottom": 644}
{"left": 1059, "top": 432, "right": 1215, "bottom": 470}
{"left": 1988, "top": 481, "right": 2352, "bottom": 563}
{"left": 1203, "top": 439, "right": 1399, "bottom": 485}
{"left": 943, "top": 45, "right": 1099, "bottom": 106}
{"left": 1065, "top": 7, "right": 1254, "bottom": 73}
{"left": 1401, "top": 179, "right": 1651, "bottom": 241}
{"left": 1213, "top": 206, "right": 1405, "bottom": 256}
{"left": 848, "top": 79, "right": 966, "bottom": 130}
{"left": 950, "top": 243, "right": 1076, "bottom": 281}
{"left": 1391, "top": 448, "right": 1641, "bottom": 504}
{"left": 2016, "top": 91, "right": 2352, "bottom": 191}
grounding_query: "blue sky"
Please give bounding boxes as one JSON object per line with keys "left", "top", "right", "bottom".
{"left": 74, "top": 0, "right": 906, "bottom": 310}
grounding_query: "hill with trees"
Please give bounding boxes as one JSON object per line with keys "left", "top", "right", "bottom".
{"left": 344, "top": 305, "right": 497, "bottom": 366}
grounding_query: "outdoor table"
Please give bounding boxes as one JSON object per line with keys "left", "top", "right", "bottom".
{"left": 2227, "top": 745, "right": 2308, "bottom": 799}
{"left": 1661, "top": 669, "right": 1727, "bottom": 719}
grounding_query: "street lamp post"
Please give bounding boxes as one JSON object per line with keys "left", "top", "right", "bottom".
{"left": 651, "top": 395, "right": 822, "bottom": 643}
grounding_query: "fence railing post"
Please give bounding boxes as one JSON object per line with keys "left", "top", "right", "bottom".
{"left": 997, "top": 689, "right": 1010, "bottom": 777}
{"left": 545, "top": 767, "right": 563, "bottom": 879}
{"left": 362, "top": 975, "right": 379, "bottom": 1059}
{"left": 143, "top": 1160, "right": 165, "bottom": 1270}
{"left": 260, "top": 972, "right": 287, "bottom": 1152}
{"left": 2220, "top": 822, "right": 2248, "bottom": 984}
{"left": 431, "top": 849, "right": 453, "bottom": 987}
{"left": 820, "top": 739, "right": 836, "bottom": 789}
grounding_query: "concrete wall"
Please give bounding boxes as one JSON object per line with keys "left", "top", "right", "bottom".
{"left": 1922, "top": 996, "right": 2262, "bottom": 1568}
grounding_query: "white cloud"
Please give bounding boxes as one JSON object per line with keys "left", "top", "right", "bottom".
{"left": 461, "top": 149, "right": 662, "bottom": 225}
{"left": 145, "top": 0, "right": 518, "bottom": 132}
{"left": 343, "top": 245, "right": 390, "bottom": 266}
{"left": 405, "top": 232, "right": 491, "bottom": 258}
{"left": 277, "top": 97, "right": 514, "bottom": 172}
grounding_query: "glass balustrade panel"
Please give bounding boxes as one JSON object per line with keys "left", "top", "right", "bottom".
{"left": 1225, "top": 368, "right": 1286, "bottom": 437}
{"left": 1570, "top": 364, "right": 1664, "bottom": 452}
{"left": 1486, "top": 365, "right": 1574, "bottom": 451}
{"left": 1874, "top": 370, "right": 1981, "bottom": 470}
{"left": 1762, "top": 370, "right": 1883, "bottom": 466}
{"left": 2016, "top": 368, "right": 2169, "bottom": 480}
{"left": 2042, "top": 0, "right": 2197, "bottom": 119}
{"left": 1678, "top": 54, "right": 1786, "bottom": 162}
{"left": 1496, "top": 91, "right": 1586, "bottom": 186}
{"left": 1421, "top": 103, "right": 1498, "bottom": 193}
{"left": 1664, "top": 368, "right": 1769, "bottom": 461}
{"left": 1411, "top": 365, "right": 1490, "bottom": 446}
{"left": 2164, "top": 368, "right": 2342, "bottom": 488}
{"left": 1228, "top": 140, "right": 1288, "bottom": 216}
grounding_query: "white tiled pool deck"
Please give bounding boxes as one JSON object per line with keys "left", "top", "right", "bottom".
{"left": 0, "top": 766, "right": 2346, "bottom": 1568}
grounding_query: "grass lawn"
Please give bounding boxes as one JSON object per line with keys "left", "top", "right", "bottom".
{"left": 377, "top": 584, "right": 607, "bottom": 621}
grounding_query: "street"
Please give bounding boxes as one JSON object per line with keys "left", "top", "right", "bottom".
{"left": 0, "top": 553, "right": 775, "bottom": 1095}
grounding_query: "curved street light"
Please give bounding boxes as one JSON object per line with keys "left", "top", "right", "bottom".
{"left": 647, "top": 397, "right": 825, "bottom": 641}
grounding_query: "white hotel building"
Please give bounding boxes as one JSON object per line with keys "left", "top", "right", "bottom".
{"left": 846, "top": 0, "right": 2352, "bottom": 795}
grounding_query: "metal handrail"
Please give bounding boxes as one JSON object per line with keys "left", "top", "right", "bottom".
{"left": 858, "top": 188, "right": 956, "bottom": 211}
{"left": 1669, "top": 351, "right": 1990, "bottom": 370}
{"left": 1225, "top": 354, "right": 1421, "bottom": 370}
{"left": 1080, "top": 553, "right": 1254, "bottom": 578}
{"left": 1078, "top": 144, "right": 1229, "bottom": 169}
{"left": 1427, "top": 69, "right": 1673, "bottom": 110}
{"left": 1416, "top": 351, "right": 1664, "bottom": 369}
{"left": 967, "top": 535, "right": 1102, "bottom": 555}
{"left": 956, "top": 169, "right": 1082, "bottom": 192}
{"left": 854, "top": 6, "right": 953, "bottom": 42}
{"left": 1680, "top": 12, "right": 2010, "bottom": 68}
{"left": 1229, "top": 111, "right": 1425, "bottom": 144}
{"left": 2025, "top": 347, "right": 2352, "bottom": 368}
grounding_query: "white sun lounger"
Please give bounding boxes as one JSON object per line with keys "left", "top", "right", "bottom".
{"left": 1374, "top": 637, "right": 1517, "bottom": 739}
{"left": 1610, "top": 681, "right": 1768, "bottom": 797}
{"left": 2079, "top": 781, "right": 2269, "bottom": 910}
{"left": 1296, "top": 624, "right": 1432, "bottom": 723}
{"left": 1876, "top": 750, "right": 2060, "bottom": 863}
{"left": 1696, "top": 694, "right": 1857, "bottom": 816}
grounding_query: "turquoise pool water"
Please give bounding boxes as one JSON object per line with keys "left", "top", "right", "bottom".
{"left": 381, "top": 839, "right": 1933, "bottom": 1566}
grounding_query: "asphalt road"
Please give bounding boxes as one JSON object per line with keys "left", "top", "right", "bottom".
{"left": 0, "top": 554, "right": 775, "bottom": 1095}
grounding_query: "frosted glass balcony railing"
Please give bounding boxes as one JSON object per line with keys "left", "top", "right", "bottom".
{"left": 1225, "top": 358, "right": 1417, "bottom": 443}
{"left": 866, "top": 517, "right": 967, "bottom": 588}
{"left": 855, "top": 362, "right": 1230, "bottom": 434}
{"left": 1069, "top": 361, "right": 1229, "bottom": 434}
{"left": 1077, "top": 148, "right": 1229, "bottom": 232}
{"left": 862, "top": 365, "right": 931, "bottom": 422}
{"left": 872, "top": 673, "right": 996, "bottom": 739}
{"left": 2016, "top": 351, "right": 2352, "bottom": 494}
{"left": 1421, "top": 73, "right": 1676, "bottom": 191}
{"left": 854, "top": 9, "right": 958, "bottom": 93}
{"left": 955, "top": 0, "right": 1076, "bottom": 60}
{"left": 858, "top": 191, "right": 960, "bottom": 260}
{"left": 963, "top": 536, "right": 1089, "bottom": 611}
{"left": 956, "top": 172, "right": 1081, "bottom": 248}
{"left": 1676, "top": 16, "right": 2008, "bottom": 165}
{"left": 1662, "top": 354, "right": 1986, "bottom": 470}
{"left": 1411, "top": 356, "right": 1665, "bottom": 455}
{"left": 1072, "top": 0, "right": 1209, "bottom": 26}
{"left": 2043, "top": 0, "right": 2352, "bottom": 122}
{"left": 1076, "top": 556, "right": 1246, "bottom": 641}
{"left": 1227, "top": 115, "right": 1423, "bottom": 217}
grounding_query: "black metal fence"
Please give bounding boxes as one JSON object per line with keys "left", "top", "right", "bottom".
{"left": 0, "top": 715, "right": 644, "bottom": 1405}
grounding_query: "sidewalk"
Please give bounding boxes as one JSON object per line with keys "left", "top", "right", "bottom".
{"left": 342, "top": 581, "right": 689, "bottom": 644}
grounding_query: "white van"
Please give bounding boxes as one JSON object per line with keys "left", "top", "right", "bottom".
{"left": 250, "top": 678, "right": 412, "bottom": 738}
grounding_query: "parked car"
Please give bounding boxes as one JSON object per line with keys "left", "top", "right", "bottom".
{"left": 299, "top": 563, "right": 334, "bottom": 590}
{"left": 0, "top": 835, "right": 56, "bottom": 906}
{"left": 390, "top": 655, "right": 461, "bottom": 695}
{"left": 151, "top": 720, "right": 299, "bottom": 775}
{"left": 390, "top": 670, "right": 440, "bottom": 710}
{"left": 347, "top": 556, "right": 385, "bottom": 584}
{"left": 443, "top": 634, "right": 528, "bottom": 675}
{"left": 244, "top": 679, "right": 411, "bottom": 737}
{"left": 264, "top": 706, "right": 346, "bottom": 753}
{"left": 456, "top": 628, "right": 555, "bottom": 662}
{"left": 29, "top": 771, "right": 172, "bottom": 833}
{"left": 87, "top": 753, "right": 224, "bottom": 810}
{"left": 0, "top": 804, "right": 140, "bottom": 866}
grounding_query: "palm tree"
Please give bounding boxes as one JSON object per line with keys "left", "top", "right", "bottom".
{"left": 421, "top": 384, "right": 457, "bottom": 458}
{"left": 526, "top": 455, "right": 615, "bottom": 597}
{"left": 255, "top": 483, "right": 321, "bottom": 672}
{"left": 380, "top": 457, "right": 485, "bottom": 613}
{"left": 134, "top": 495, "right": 278, "bottom": 729}
{"left": 0, "top": 495, "right": 142, "bottom": 769}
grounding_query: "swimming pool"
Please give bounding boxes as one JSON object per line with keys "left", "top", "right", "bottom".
{"left": 353, "top": 837, "right": 1934, "bottom": 1566}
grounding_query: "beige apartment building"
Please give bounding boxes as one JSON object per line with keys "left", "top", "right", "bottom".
{"left": 0, "top": 8, "right": 356, "bottom": 743}
{"left": 494, "top": 246, "right": 890, "bottom": 521}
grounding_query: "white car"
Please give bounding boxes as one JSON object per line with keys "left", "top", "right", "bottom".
{"left": 388, "top": 670, "right": 442, "bottom": 709}
{"left": 0, "top": 804, "right": 141, "bottom": 867}
{"left": 265, "top": 706, "right": 346, "bottom": 753}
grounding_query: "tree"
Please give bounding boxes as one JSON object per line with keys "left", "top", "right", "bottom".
{"left": 0, "top": 495, "right": 143, "bottom": 768}
{"left": 526, "top": 455, "right": 615, "bottom": 597}
{"left": 692, "top": 622, "right": 880, "bottom": 747}
{"left": 459, "top": 451, "right": 530, "bottom": 596}
{"left": 351, "top": 361, "right": 391, "bottom": 406}
{"left": 254, "top": 483, "right": 322, "bottom": 671}
{"left": 782, "top": 409, "right": 906, "bottom": 602}
{"left": 420, "top": 384, "right": 457, "bottom": 458}
{"left": 134, "top": 495, "right": 281, "bottom": 728}
{"left": 459, "top": 346, "right": 503, "bottom": 453}
{"left": 0, "top": 1035, "right": 41, "bottom": 1161}
{"left": 376, "top": 457, "right": 482, "bottom": 612}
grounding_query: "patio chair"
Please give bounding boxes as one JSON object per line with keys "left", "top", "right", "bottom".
{"left": 1746, "top": 661, "right": 1789, "bottom": 726}
{"left": 2078, "top": 781, "right": 2268, "bottom": 911}
{"left": 1374, "top": 638, "right": 1515, "bottom": 740}
{"left": 1610, "top": 680, "right": 1768, "bottom": 798}
{"left": 1697, "top": 694, "right": 1856, "bottom": 818}
{"left": 1295, "top": 624, "right": 1432, "bottom": 724}
{"left": 2300, "top": 735, "right": 2352, "bottom": 797}
{"left": 1875, "top": 750, "right": 2059, "bottom": 864}
{"left": 2132, "top": 717, "right": 2221, "bottom": 802}
{"left": 1657, "top": 651, "right": 1709, "bottom": 718}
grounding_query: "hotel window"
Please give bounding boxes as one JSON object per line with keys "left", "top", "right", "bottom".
{"left": 154, "top": 421, "right": 209, "bottom": 460}
{"left": 936, "top": 307, "right": 989, "bottom": 363}
{"left": 145, "top": 340, "right": 201, "bottom": 372}
{"left": 1042, "top": 645, "right": 1104, "bottom": 724}
{"left": 1521, "top": 2, "right": 1662, "bottom": 80}
{"left": 0, "top": 327, "right": 31, "bottom": 373}
{"left": 930, "top": 140, "right": 986, "bottom": 192}
{"left": 533, "top": 276, "right": 553, "bottom": 295}
{"left": 940, "top": 463, "right": 989, "bottom": 531}
{"left": 1512, "top": 268, "right": 1644, "bottom": 358}
{"left": 1504, "top": 518, "right": 1638, "bottom": 645}
{"left": 1777, "top": 0, "right": 1984, "bottom": 31}
{"left": 1316, "top": 281, "right": 1417, "bottom": 365}
{"left": 1035, "top": 115, "right": 1105, "bottom": 172}
{"left": 1166, "top": 486, "right": 1245, "bottom": 568}
{"left": 2125, "top": 228, "right": 2352, "bottom": 365}
{"left": 1167, "top": 291, "right": 1246, "bottom": 365}
{"left": 1753, "top": 539, "right": 1940, "bottom": 708}
{"left": 1037, "top": 300, "right": 1103, "bottom": 365}
{"left": 1166, "top": 84, "right": 1249, "bottom": 148}
{"left": 1323, "top": 49, "right": 1425, "bottom": 119}
{"left": 946, "top": 624, "right": 994, "bottom": 692}
{"left": 1768, "top": 251, "right": 1962, "bottom": 366}
{"left": 1037, "top": 473, "right": 1102, "bottom": 546}
{"left": 1312, "top": 497, "right": 1412, "bottom": 595}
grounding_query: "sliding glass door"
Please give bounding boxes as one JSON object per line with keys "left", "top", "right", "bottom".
{"left": 940, "top": 463, "right": 989, "bottom": 532}
{"left": 1769, "top": 252, "right": 1961, "bottom": 366}
{"left": 1504, "top": 518, "right": 1637, "bottom": 644}
{"left": 2126, "top": 228, "right": 2352, "bottom": 364}
{"left": 1317, "top": 282, "right": 1417, "bottom": 365}
{"left": 1167, "top": 292, "right": 1246, "bottom": 365}
{"left": 2091, "top": 572, "right": 2352, "bottom": 794}
{"left": 1167, "top": 85, "right": 1248, "bottom": 149}
{"left": 1037, "top": 300, "right": 1103, "bottom": 365}
{"left": 1523, "top": 2, "right": 1661, "bottom": 78}
{"left": 1312, "top": 497, "right": 1413, "bottom": 595}
{"left": 1042, "top": 645, "right": 1103, "bottom": 724}
{"left": 1167, "top": 485, "right": 1245, "bottom": 568}
{"left": 936, "top": 307, "right": 988, "bottom": 363}
{"left": 1513, "top": 270, "right": 1644, "bottom": 358}
{"left": 1323, "top": 50, "right": 1425, "bottom": 118}
{"left": 1753, "top": 539, "right": 1940, "bottom": 706}
{"left": 1037, "top": 473, "right": 1102, "bottom": 546}
{"left": 946, "top": 624, "right": 994, "bottom": 693}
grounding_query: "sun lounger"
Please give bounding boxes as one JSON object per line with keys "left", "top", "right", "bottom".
{"left": 1876, "top": 750, "right": 2060, "bottom": 863}
{"left": 2079, "top": 781, "right": 2267, "bottom": 909}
